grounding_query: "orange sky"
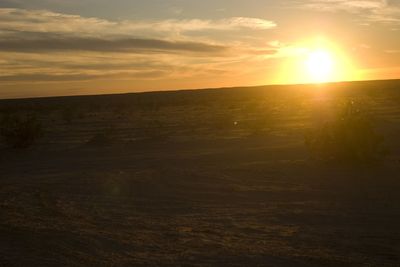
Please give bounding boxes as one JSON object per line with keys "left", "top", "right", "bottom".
{"left": 0, "top": 0, "right": 399, "bottom": 98}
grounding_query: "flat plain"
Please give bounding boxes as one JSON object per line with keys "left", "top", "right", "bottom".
{"left": 1, "top": 80, "right": 400, "bottom": 266}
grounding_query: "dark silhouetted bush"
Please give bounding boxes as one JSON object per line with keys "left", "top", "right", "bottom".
{"left": 0, "top": 114, "right": 44, "bottom": 149}
{"left": 305, "top": 101, "right": 386, "bottom": 164}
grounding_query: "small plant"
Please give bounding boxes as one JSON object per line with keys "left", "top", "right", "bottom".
{"left": 305, "top": 100, "right": 386, "bottom": 164}
{"left": 0, "top": 114, "right": 44, "bottom": 149}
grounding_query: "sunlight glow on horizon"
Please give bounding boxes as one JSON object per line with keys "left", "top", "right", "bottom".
{"left": 275, "top": 37, "right": 360, "bottom": 85}
{"left": 0, "top": 1, "right": 399, "bottom": 99}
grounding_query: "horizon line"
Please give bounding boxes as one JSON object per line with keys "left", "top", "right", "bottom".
{"left": 0, "top": 78, "right": 399, "bottom": 102}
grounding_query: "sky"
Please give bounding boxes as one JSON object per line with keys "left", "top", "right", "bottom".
{"left": 0, "top": 0, "right": 399, "bottom": 98}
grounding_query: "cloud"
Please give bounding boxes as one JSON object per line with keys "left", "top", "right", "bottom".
{"left": 298, "top": 0, "right": 400, "bottom": 23}
{"left": 0, "top": 70, "right": 168, "bottom": 82}
{"left": 0, "top": 7, "right": 278, "bottom": 93}
{"left": 385, "top": 49, "right": 400, "bottom": 53}
{"left": 302, "top": 0, "right": 386, "bottom": 11}
{"left": 0, "top": 8, "right": 276, "bottom": 55}
{"left": 0, "top": 73, "right": 97, "bottom": 82}
{"left": 0, "top": 36, "right": 228, "bottom": 54}
{"left": 0, "top": 8, "right": 276, "bottom": 38}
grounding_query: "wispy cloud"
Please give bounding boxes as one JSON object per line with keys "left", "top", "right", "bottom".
{"left": 0, "top": 70, "right": 169, "bottom": 82}
{"left": 0, "top": 8, "right": 277, "bottom": 89}
{"left": 385, "top": 49, "right": 400, "bottom": 53}
{"left": 303, "top": 0, "right": 387, "bottom": 11}
{"left": 298, "top": 0, "right": 400, "bottom": 23}
{"left": 0, "top": 37, "right": 228, "bottom": 54}
{"left": 0, "top": 8, "right": 276, "bottom": 38}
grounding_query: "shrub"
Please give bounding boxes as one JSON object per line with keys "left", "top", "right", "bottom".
{"left": 305, "top": 100, "right": 386, "bottom": 164}
{"left": 0, "top": 114, "right": 44, "bottom": 149}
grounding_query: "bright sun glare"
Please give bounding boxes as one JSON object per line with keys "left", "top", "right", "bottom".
{"left": 306, "top": 49, "right": 334, "bottom": 83}
{"left": 276, "top": 38, "right": 358, "bottom": 85}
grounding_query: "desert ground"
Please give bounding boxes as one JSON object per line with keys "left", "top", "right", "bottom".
{"left": 1, "top": 80, "right": 400, "bottom": 266}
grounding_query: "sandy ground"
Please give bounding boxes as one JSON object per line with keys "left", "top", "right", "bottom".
{"left": 1, "top": 80, "right": 400, "bottom": 266}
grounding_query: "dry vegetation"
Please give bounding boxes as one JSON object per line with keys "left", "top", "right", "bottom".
{"left": 1, "top": 80, "right": 400, "bottom": 266}
{"left": 305, "top": 100, "right": 387, "bottom": 164}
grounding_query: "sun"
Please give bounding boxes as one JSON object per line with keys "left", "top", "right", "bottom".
{"left": 274, "top": 38, "right": 359, "bottom": 85}
{"left": 305, "top": 49, "right": 334, "bottom": 83}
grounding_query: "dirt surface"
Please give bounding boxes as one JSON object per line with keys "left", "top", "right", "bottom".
{"left": 1, "top": 80, "right": 400, "bottom": 266}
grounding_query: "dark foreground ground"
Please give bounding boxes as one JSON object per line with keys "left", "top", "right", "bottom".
{"left": 1, "top": 80, "right": 400, "bottom": 266}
